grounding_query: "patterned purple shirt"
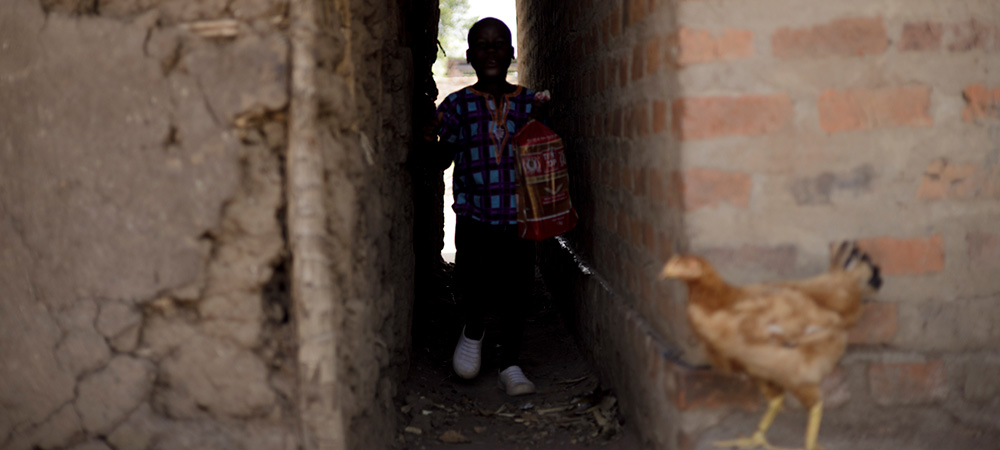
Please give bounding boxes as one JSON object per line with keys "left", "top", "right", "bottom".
{"left": 435, "top": 85, "right": 536, "bottom": 225}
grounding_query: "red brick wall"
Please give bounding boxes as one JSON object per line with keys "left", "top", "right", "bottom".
{"left": 519, "top": 0, "right": 1000, "bottom": 448}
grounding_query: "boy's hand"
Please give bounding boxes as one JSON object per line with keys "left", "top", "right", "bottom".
{"left": 421, "top": 122, "right": 437, "bottom": 144}
{"left": 531, "top": 90, "right": 551, "bottom": 121}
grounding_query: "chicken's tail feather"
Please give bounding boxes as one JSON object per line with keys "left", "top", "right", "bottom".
{"left": 862, "top": 255, "right": 883, "bottom": 290}
{"left": 832, "top": 241, "right": 883, "bottom": 291}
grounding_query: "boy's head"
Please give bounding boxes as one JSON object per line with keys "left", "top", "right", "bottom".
{"left": 466, "top": 18, "right": 514, "bottom": 82}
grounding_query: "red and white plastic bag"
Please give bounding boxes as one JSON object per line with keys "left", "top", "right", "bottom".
{"left": 513, "top": 120, "right": 578, "bottom": 241}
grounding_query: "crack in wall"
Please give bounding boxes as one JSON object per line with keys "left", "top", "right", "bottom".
{"left": 5, "top": 0, "right": 432, "bottom": 447}
{"left": 1, "top": 201, "right": 42, "bottom": 305}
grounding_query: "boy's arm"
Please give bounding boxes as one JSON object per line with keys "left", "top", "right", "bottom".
{"left": 421, "top": 122, "right": 458, "bottom": 170}
{"left": 437, "top": 141, "right": 459, "bottom": 170}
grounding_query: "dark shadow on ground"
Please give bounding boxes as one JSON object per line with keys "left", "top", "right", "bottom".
{"left": 395, "top": 263, "right": 639, "bottom": 449}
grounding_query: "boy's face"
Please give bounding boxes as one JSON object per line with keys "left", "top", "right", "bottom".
{"left": 467, "top": 21, "right": 513, "bottom": 82}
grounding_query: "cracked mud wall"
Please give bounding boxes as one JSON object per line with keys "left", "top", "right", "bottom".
{"left": 1, "top": 0, "right": 297, "bottom": 448}
{"left": 3, "top": 0, "right": 431, "bottom": 447}
{"left": 294, "top": 0, "right": 431, "bottom": 447}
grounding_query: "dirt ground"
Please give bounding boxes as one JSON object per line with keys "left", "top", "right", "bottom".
{"left": 394, "top": 263, "right": 640, "bottom": 450}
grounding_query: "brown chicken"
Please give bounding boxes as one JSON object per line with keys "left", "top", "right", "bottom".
{"left": 660, "top": 242, "right": 882, "bottom": 450}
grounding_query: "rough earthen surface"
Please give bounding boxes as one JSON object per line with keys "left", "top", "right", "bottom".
{"left": 1, "top": 0, "right": 296, "bottom": 447}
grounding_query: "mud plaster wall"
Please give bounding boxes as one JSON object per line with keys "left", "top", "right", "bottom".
{"left": 292, "top": 0, "right": 430, "bottom": 448}
{"left": 1, "top": 0, "right": 298, "bottom": 448}
{"left": 2, "top": 0, "right": 435, "bottom": 448}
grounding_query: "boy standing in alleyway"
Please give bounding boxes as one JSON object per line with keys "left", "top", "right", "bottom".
{"left": 430, "top": 17, "right": 542, "bottom": 396}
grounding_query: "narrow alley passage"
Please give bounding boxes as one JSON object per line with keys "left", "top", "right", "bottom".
{"left": 394, "top": 265, "right": 639, "bottom": 450}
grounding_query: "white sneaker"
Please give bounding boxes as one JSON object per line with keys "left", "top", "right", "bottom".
{"left": 498, "top": 365, "right": 536, "bottom": 396}
{"left": 452, "top": 326, "right": 483, "bottom": 379}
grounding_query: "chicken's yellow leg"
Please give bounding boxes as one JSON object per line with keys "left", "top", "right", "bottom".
{"left": 803, "top": 400, "right": 823, "bottom": 450}
{"left": 713, "top": 396, "right": 783, "bottom": 449}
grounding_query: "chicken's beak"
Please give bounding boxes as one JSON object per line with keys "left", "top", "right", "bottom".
{"left": 659, "top": 256, "right": 682, "bottom": 280}
{"left": 660, "top": 255, "right": 701, "bottom": 280}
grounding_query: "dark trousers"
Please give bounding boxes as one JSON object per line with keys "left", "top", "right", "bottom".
{"left": 454, "top": 216, "right": 536, "bottom": 369}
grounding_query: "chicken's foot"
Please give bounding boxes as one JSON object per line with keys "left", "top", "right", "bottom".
{"left": 764, "top": 401, "right": 826, "bottom": 450}
{"left": 713, "top": 396, "right": 783, "bottom": 450}
{"left": 803, "top": 401, "right": 824, "bottom": 450}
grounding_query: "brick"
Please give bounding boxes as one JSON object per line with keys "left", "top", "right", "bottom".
{"left": 606, "top": 60, "right": 616, "bottom": 92}
{"left": 621, "top": 165, "right": 634, "bottom": 191}
{"left": 899, "top": 21, "right": 943, "bottom": 51}
{"left": 656, "top": 293, "right": 687, "bottom": 342}
{"left": 773, "top": 17, "right": 888, "bottom": 59}
{"left": 673, "top": 369, "right": 759, "bottom": 410}
{"left": 652, "top": 100, "right": 668, "bottom": 134}
{"left": 657, "top": 231, "right": 673, "bottom": 262}
{"left": 611, "top": 107, "right": 623, "bottom": 137}
{"left": 630, "top": 219, "right": 644, "bottom": 248}
{"left": 716, "top": 29, "right": 755, "bottom": 60}
{"left": 679, "top": 432, "right": 698, "bottom": 450}
{"left": 857, "top": 235, "right": 945, "bottom": 275}
{"left": 672, "top": 28, "right": 715, "bottom": 66}
{"left": 962, "top": 84, "right": 1000, "bottom": 122}
{"left": 917, "top": 159, "right": 1000, "bottom": 201}
{"left": 672, "top": 94, "right": 792, "bottom": 140}
{"left": 619, "top": 57, "right": 629, "bottom": 87}
{"left": 627, "top": 0, "right": 647, "bottom": 27}
{"left": 966, "top": 231, "right": 1000, "bottom": 269}
{"left": 817, "top": 86, "right": 932, "bottom": 133}
{"left": 670, "top": 28, "right": 753, "bottom": 66}
{"left": 820, "top": 366, "right": 852, "bottom": 409}
{"left": 848, "top": 302, "right": 898, "bottom": 344}
{"left": 608, "top": 160, "right": 620, "bottom": 189}
{"left": 642, "top": 221, "right": 655, "bottom": 252}
{"left": 868, "top": 360, "right": 948, "bottom": 405}
{"left": 624, "top": 108, "right": 636, "bottom": 139}
{"left": 947, "top": 19, "right": 997, "bottom": 52}
{"left": 649, "top": 169, "right": 667, "bottom": 206}
{"left": 679, "top": 168, "right": 753, "bottom": 210}
{"left": 646, "top": 37, "right": 662, "bottom": 75}
{"left": 597, "top": 62, "right": 606, "bottom": 92}
{"left": 602, "top": 16, "right": 612, "bottom": 46}
{"left": 610, "top": 7, "right": 622, "bottom": 37}
{"left": 964, "top": 362, "right": 1000, "bottom": 401}
{"left": 632, "top": 43, "right": 645, "bottom": 81}
{"left": 640, "top": 272, "right": 654, "bottom": 312}
{"left": 635, "top": 103, "right": 650, "bottom": 136}
{"left": 633, "top": 167, "right": 648, "bottom": 196}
